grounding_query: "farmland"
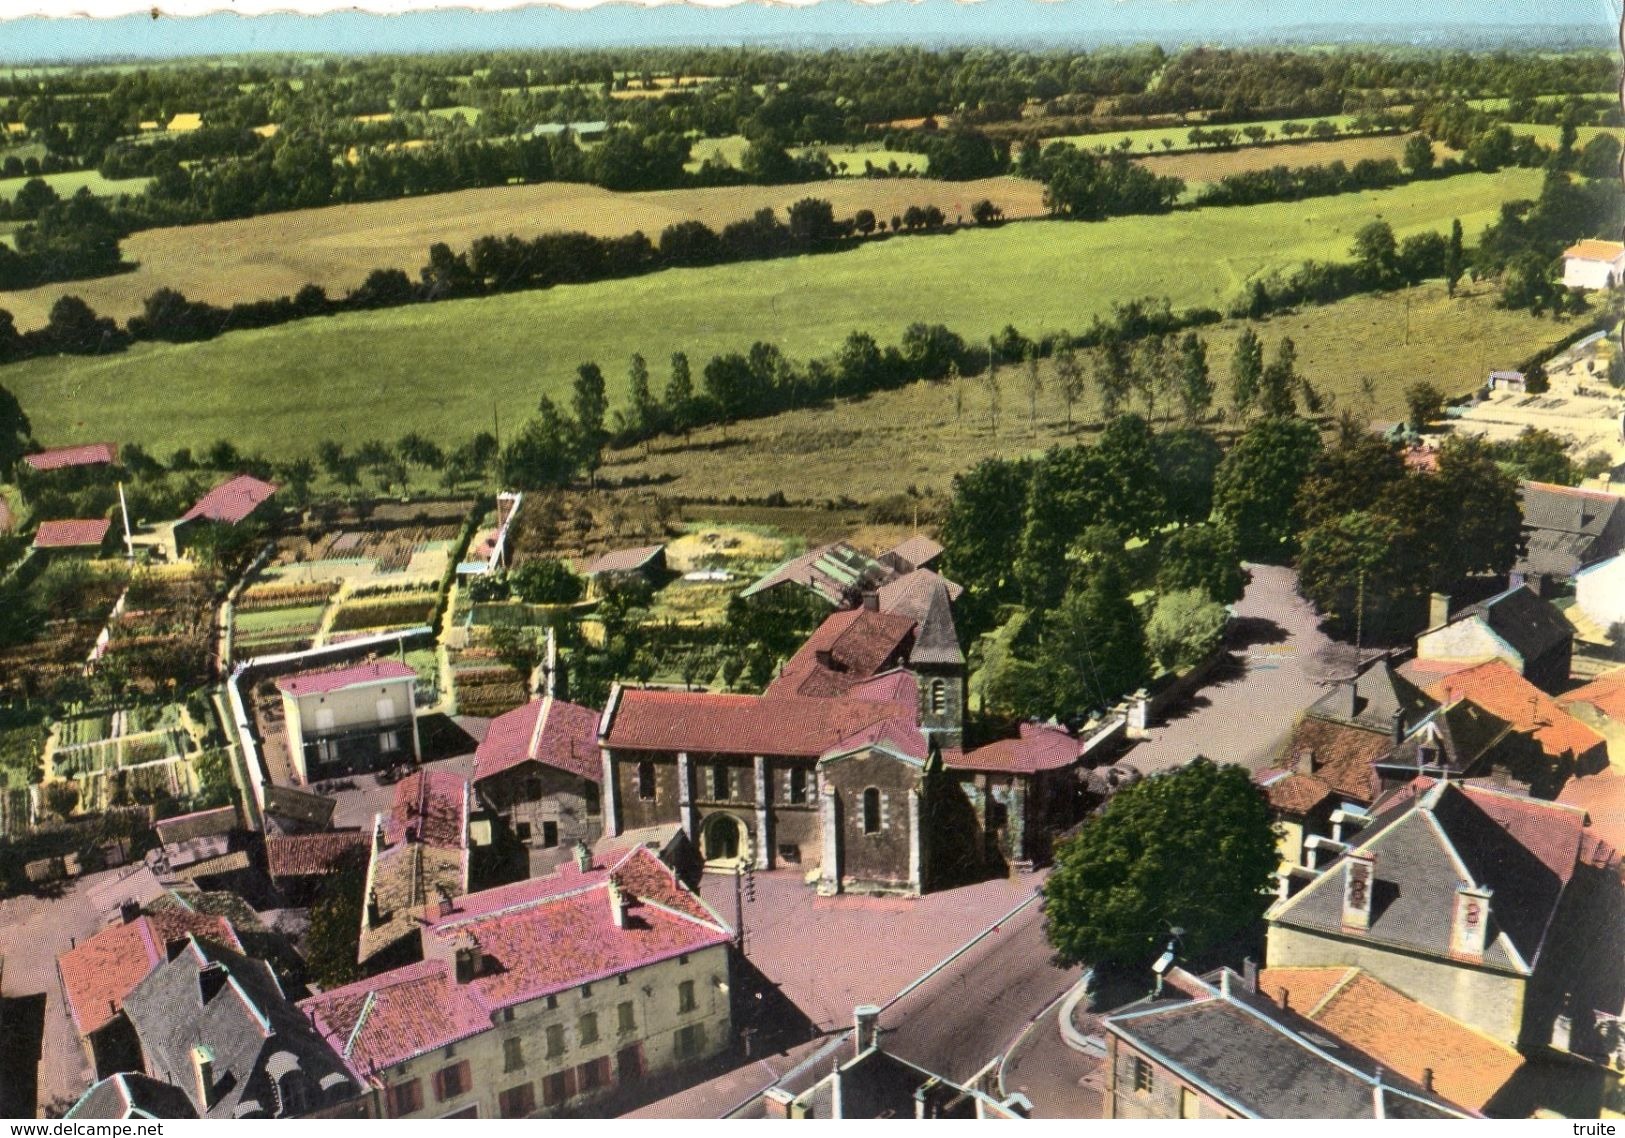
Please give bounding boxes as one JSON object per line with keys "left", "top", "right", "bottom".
{"left": 1041, "top": 113, "right": 1370, "bottom": 155}
{"left": 0, "top": 174, "right": 1045, "bottom": 329}
{"left": 0, "top": 168, "right": 1547, "bottom": 458}
{"left": 0, "top": 169, "right": 151, "bottom": 199}
{"left": 1134, "top": 132, "right": 1416, "bottom": 186}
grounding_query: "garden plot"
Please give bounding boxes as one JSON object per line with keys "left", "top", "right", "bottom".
{"left": 647, "top": 524, "right": 803, "bottom": 626}
{"left": 104, "top": 571, "right": 215, "bottom": 695}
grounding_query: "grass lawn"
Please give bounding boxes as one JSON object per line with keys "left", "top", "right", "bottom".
{"left": 1506, "top": 123, "right": 1625, "bottom": 147}
{"left": 1135, "top": 132, "right": 1415, "bottom": 186}
{"left": 1044, "top": 113, "right": 1368, "bottom": 155}
{"left": 233, "top": 604, "right": 326, "bottom": 634}
{"left": 0, "top": 168, "right": 1546, "bottom": 461}
{"left": 0, "top": 168, "right": 151, "bottom": 198}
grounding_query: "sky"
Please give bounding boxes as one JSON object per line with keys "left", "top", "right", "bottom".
{"left": 0, "top": 0, "right": 1618, "bottom": 61}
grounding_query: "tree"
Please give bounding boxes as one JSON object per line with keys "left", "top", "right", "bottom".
{"left": 305, "top": 859, "right": 366, "bottom": 987}
{"left": 1147, "top": 588, "right": 1230, "bottom": 670}
{"left": 1404, "top": 380, "right": 1445, "bottom": 433}
{"left": 44, "top": 780, "right": 80, "bottom": 820}
{"left": 1034, "top": 557, "right": 1150, "bottom": 716}
{"left": 488, "top": 624, "right": 543, "bottom": 680}
{"left": 0, "top": 381, "right": 31, "bottom": 474}
{"left": 1043, "top": 758, "right": 1279, "bottom": 967}
{"left": 1403, "top": 133, "right": 1435, "bottom": 176}
{"left": 1157, "top": 522, "right": 1246, "bottom": 604}
{"left": 1023, "top": 347, "right": 1043, "bottom": 433}
{"left": 1444, "top": 218, "right": 1465, "bottom": 297}
{"left": 1053, "top": 342, "right": 1086, "bottom": 430}
{"left": 665, "top": 352, "right": 695, "bottom": 436}
{"left": 981, "top": 351, "right": 1002, "bottom": 435}
{"left": 1229, "top": 328, "right": 1263, "bottom": 420}
{"left": 1257, "top": 336, "right": 1299, "bottom": 418}
{"left": 501, "top": 396, "right": 580, "bottom": 489}
{"left": 1214, "top": 416, "right": 1322, "bottom": 561}
{"left": 1152, "top": 428, "right": 1224, "bottom": 528}
{"left": 1352, "top": 220, "right": 1400, "bottom": 286}
{"left": 572, "top": 362, "right": 609, "bottom": 485}
{"left": 1175, "top": 332, "right": 1213, "bottom": 425}
{"left": 1094, "top": 334, "right": 1132, "bottom": 420}
{"left": 941, "top": 456, "right": 1030, "bottom": 632}
{"left": 508, "top": 558, "right": 585, "bottom": 604}
{"left": 626, "top": 352, "right": 660, "bottom": 442}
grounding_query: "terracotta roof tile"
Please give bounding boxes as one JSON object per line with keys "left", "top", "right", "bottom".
{"left": 606, "top": 687, "right": 917, "bottom": 758}
{"left": 1260, "top": 770, "right": 1335, "bottom": 815}
{"left": 180, "top": 474, "right": 278, "bottom": 525}
{"left": 274, "top": 659, "right": 416, "bottom": 697}
{"left": 24, "top": 443, "right": 116, "bottom": 472}
{"left": 265, "top": 832, "right": 370, "bottom": 878}
{"left": 1274, "top": 718, "right": 1393, "bottom": 802}
{"left": 1260, "top": 967, "right": 1524, "bottom": 1112}
{"left": 1558, "top": 667, "right": 1625, "bottom": 723}
{"left": 884, "top": 534, "right": 944, "bottom": 571}
{"left": 767, "top": 608, "right": 917, "bottom": 699}
{"left": 583, "top": 543, "right": 664, "bottom": 575}
{"left": 385, "top": 768, "right": 468, "bottom": 850}
{"left": 33, "top": 518, "right": 111, "bottom": 549}
{"left": 1423, "top": 660, "right": 1605, "bottom": 765}
{"left": 299, "top": 960, "right": 488, "bottom": 1075}
{"left": 59, "top": 913, "right": 241, "bottom": 1036}
{"left": 949, "top": 722, "right": 1083, "bottom": 774}
{"left": 473, "top": 696, "right": 601, "bottom": 785}
{"left": 1564, "top": 239, "right": 1625, "bottom": 262}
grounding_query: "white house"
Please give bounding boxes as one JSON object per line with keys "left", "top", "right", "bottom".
{"left": 1575, "top": 552, "right": 1625, "bottom": 635}
{"left": 1562, "top": 240, "right": 1625, "bottom": 290}
{"left": 276, "top": 659, "right": 420, "bottom": 782}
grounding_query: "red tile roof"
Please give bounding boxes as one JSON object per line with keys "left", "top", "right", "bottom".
{"left": 1388, "top": 777, "right": 1596, "bottom": 888}
{"left": 308, "top": 847, "right": 729, "bottom": 1073}
{"left": 180, "top": 474, "right": 279, "bottom": 524}
{"left": 767, "top": 607, "right": 916, "bottom": 699}
{"left": 265, "top": 831, "right": 370, "bottom": 878}
{"left": 1424, "top": 660, "right": 1606, "bottom": 765}
{"left": 274, "top": 658, "right": 417, "bottom": 697}
{"left": 949, "top": 722, "right": 1083, "bottom": 774}
{"left": 24, "top": 443, "right": 116, "bottom": 472}
{"left": 1564, "top": 239, "right": 1625, "bottom": 262}
{"left": 473, "top": 696, "right": 602, "bottom": 785}
{"left": 583, "top": 543, "right": 664, "bottom": 575}
{"left": 1274, "top": 717, "right": 1393, "bottom": 803}
{"left": 606, "top": 686, "right": 917, "bottom": 758}
{"left": 385, "top": 768, "right": 468, "bottom": 850}
{"left": 1559, "top": 668, "right": 1625, "bottom": 723}
{"left": 59, "top": 912, "right": 242, "bottom": 1036}
{"left": 1258, "top": 770, "right": 1335, "bottom": 815}
{"left": 33, "top": 518, "right": 111, "bottom": 549}
{"left": 885, "top": 534, "right": 944, "bottom": 571}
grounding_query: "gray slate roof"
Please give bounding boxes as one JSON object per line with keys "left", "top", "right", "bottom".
{"left": 876, "top": 570, "right": 963, "bottom": 667}
{"left": 1516, "top": 482, "right": 1625, "bottom": 578}
{"left": 66, "top": 1073, "right": 199, "bottom": 1120}
{"left": 1378, "top": 700, "right": 1512, "bottom": 780}
{"left": 1453, "top": 586, "right": 1572, "bottom": 664}
{"left": 1307, "top": 658, "right": 1437, "bottom": 734}
{"left": 123, "top": 936, "right": 357, "bottom": 1119}
{"left": 1104, "top": 971, "right": 1463, "bottom": 1118}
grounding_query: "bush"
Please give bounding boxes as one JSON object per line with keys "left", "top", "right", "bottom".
{"left": 1147, "top": 588, "right": 1230, "bottom": 670}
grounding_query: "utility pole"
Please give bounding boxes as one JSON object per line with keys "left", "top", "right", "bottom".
{"left": 1355, "top": 566, "right": 1365, "bottom": 655}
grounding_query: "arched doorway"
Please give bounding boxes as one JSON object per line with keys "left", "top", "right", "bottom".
{"left": 701, "top": 812, "right": 748, "bottom": 868}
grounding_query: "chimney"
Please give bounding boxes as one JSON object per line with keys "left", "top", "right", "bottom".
{"left": 437, "top": 892, "right": 454, "bottom": 918}
{"left": 191, "top": 1044, "right": 216, "bottom": 1110}
{"left": 119, "top": 898, "right": 142, "bottom": 924}
{"left": 609, "top": 880, "right": 630, "bottom": 928}
{"left": 761, "top": 1088, "right": 795, "bottom": 1119}
{"left": 1422, "top": 1068, "right": 1435, "bottom": 1093}
{"left": 1345, "top": 680, "right": 1360, "bottom": 720}
{"left": 366, "top": 889, "right": 383, "bottom": 928}
{"left": 1391, "top": 709, "right": 1406, "bottom": 744}
{"left": 1340, "top": 848, "right": 1376, "bottom": 931}
{"left": 1277, "top": 987, "right": 1290, "bottom": 1012}
{"left": 373, "top": 821, "right": 386, "bottom": 853}
{"left": 854, "top": 1004, "right": 881, "bottom": 1053}
{"left": 197, "top": 961, "right": 229, "bottom": 1005}
{"left": 1295, "top": 748, "right": 1317, "bottom": 775}
{"left": 815, "top": 649, "right": 836, "bottom": 670}
{"left": 1429, "top": 592, "right": 1452, "bottom": 630}
{"left": 454, "top": 933, "right": 482, "bottom": 984}
{"left": 860, "top": 591, "right": 880, "bottom": 612}
{"left": 1449, "top": 884, "right": 1493, "bottom": 961}
{"left": 572, "top": 840, "right": 592, "bottom": 873}
{"left": 1243, "top": 957, "right": 1259, "bottom": 994}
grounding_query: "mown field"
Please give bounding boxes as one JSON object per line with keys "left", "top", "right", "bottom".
{"left": 0, "top": 168, "right": 152, "bottom": 199}
{"left": 1135, "top": 132, "right": 1415, "bottom": 186}
{"left": 599, "top": 278, "right": 1589, "bottom": 501}
{"left": 1043, "top": 113, "right": 1369, "bottom": 154}
{"left": 0, "top": 174, "right": 1046, "bottom": 329}
{"left": 0, "top": 168, "right": 1546, "bottom": 459}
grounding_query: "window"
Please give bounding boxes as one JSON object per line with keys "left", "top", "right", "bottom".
{"left": 616, "top": 1044, "right": 644, "bottom": 1083}
{"left": 579, "top": 1012, "right": 599, "bottom": 1046}
{"left": 617, "top": 1001, "right": 636, "bottom": 1035}
{"left": 617, "top": 973, "right": 629, "bottom": 986}
{"left": 503, "top": 1036, "right": 525, "bottom": 1073}
{"left": 712, "top": 764, "right": 729, "bottom": 801}
{"left": 577, "top": 1056, "right": 611, "bottom": 1093}
{"left": 674, "top": 1023, "right": 706, "bottom": 1060}
{"left": 584, "top": 781, "right": 601, "bottom": 816}
{"left": 502, "top": 1007, "right": 515, "bottom": 1024}
{"left": 541, "top": 821, "right": 559, "bottom": 848}
{"left": 931, "top": 680, "right": 946, "bottom": 716}
{"left": 581, "top": 983, "right": 593, "bottom": 999}
{"left": 541, "top": 1072, "right": 570, "bottom": 1107}
{"left": 1180, "top": 1087, "right": 1199, "bottom": 1119}
{"left": 498, "top": 1082, "right": 535, "bottom": 1119}
{"left": 433, "top": 1060, "right": 471, "bottom": 1102}
{"left": 862, "top": 787, "right": 881, "bottom": 835}
{"left": 637, "top": 761, "right": 656, "bottom": 800}
{"left": 379, "top": 730, "right": 401, "bottom": 753}
{"left": 789, "top": 767, "right": 807, "bottom": 804}
{"left": 386, "top": 1079, "right": 421, "bottom": 1118}
{"left": 545, "top": 1024, "right": 566, "bottom": 1059}
{"left": 1133, "top": 1057, "right": 1155, "bottom": 1095}
{"left": 545, "top": 994, "right": 558, "bottom": 1011}
{"left": 525, "top": 777, "right": 543, "bottom": 802}
{"left": 678, "top": 979, "right": 696, "bottom": 1014}
{"left": 516, "top": 821, "right": 532, "bottom": 843}
{"left": 678, "top": 954, "right": 689, "bottom": 966}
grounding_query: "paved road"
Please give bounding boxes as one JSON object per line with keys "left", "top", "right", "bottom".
{"left": 998, "top": 992, "right": 1105, "bottom": 1119}
{"left": 1125, "top": 563, "right": 1365, "bottom": 774}
{"left": 878, "top": 887, "right": 1079, "bottom": 1086}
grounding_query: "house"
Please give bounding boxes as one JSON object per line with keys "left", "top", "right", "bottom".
{"left": 151, "top": 805, "right": 241, "bottom": 878}
{"left": 22, "top": 442, "right": 117, "bottom": 475}
{"left": 1257, "top": 967, "right": 1526, "bottom": 1116}
{"left": 1488, "top": 370, "right": 1529, "bottom": 394}
{"left": 582, "top": 544, "right": 666, "bottom": 588}
{"left": 945, "top": 722, "right": 1090, "bottom": 870}
{"left": 1574, "top": 552, "right": 1625, "bottom": 637}
{"left": 1415, "top": 585, "right": 1573, "bottom": 693}
{"left": 757, "top": 1006, "right": 1029, "bottom": 1119}
{"left": 878, "top": 534, "right": 944, "bottom": 576}
{"left": 740, "top": 541, "right": 895, "bottom": 607}
{"left": 1562, "top": 239, "right": 1625, "bottom": 290}
{"left": 265, "top": 831, "right": 370, "bottom": 906}
{"left": 66, "top": 1073, "right": 199, "bottom": 1120}
{"left": 261, "top": 783, "right": 338, "bottom": 835}
{"left": 33, "top": 517, "right": 113, "bottom": 556}
{"left": 57, "top": 907, "right": 245, "bottom": 1079}
{"left": 122, "top": 936, "right": 362, "bottom": 1119}
{"left": 1419, "top": 658, "right": 1608, "bottom": 781}
{"left": 1512, "top": 482, "right": 1625, "bottom": 594}
{"left": 300, "top": 844, "right": 733, "bottom": 1119}
{"left": 1558, "top": 667, "right": 1625, "bottom": 767}
{"left": 171, "top": 474, "right": 279, "bottom": 557}
{"left": 1265, "top": 778, "right": 1622, "bottom": 1052}
{"left": 1101, "top": 965, "right": 1469, "bottom": 1118}
{"left": 359, "top": 769, "right": 470, "bottom": 969}
{"left": 474, "top": 695, "right": 604, "bottom": 876}
{"left": 275, "top": 659, "right": 420, "bottom": 783}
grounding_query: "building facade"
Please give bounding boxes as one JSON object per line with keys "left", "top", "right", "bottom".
{"left": 473, "top": 695, "right": 604, "bottom": 877}
{"left": 277, "top": 659, "right": 420, "bottom": 782}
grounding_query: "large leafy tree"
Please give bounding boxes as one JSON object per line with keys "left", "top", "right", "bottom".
{"left": 0, "top": 380, "right": 31, "bottom": 475}
{"left": 1157, "top": 522, "right": 1246, "bottom": 605}
{"left": 501, "top": 396, "right": 581, "bottom": 490}
{"left": 940, "top": 456, "right": 1032, "bottom": 633}
{"left": 1032, "top": 556, "right": 1149, "bottom": 717}
{"left": 1043, "top": 758, "right": 1278, "bottom": 967}
{"left": 1214, "top": 416, "right": 1322, "bottom": 561}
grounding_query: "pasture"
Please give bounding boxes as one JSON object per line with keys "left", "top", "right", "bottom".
{"left": 1043, "top": 113, "right": 1368, "bottom": 155}
{"left": 0, "top": 174, "right": 1047, "bottom": 330}
{"left": 0, "top": 168, "right": 152, "bottom": 199}
{"left": 0, "top": 168, "right": 1547, "bottom": 461}
{"left": 1135, "top": 132, "right": 1415, "bottom": 185}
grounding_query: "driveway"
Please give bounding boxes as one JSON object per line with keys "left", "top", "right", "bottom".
{"left": 1125, "top": 563, "right": 1366, "bottom": 774}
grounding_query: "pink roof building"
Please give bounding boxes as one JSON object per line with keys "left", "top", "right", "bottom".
{"left": 33, "top": 517, "right": 112, "bottom": 550}
{"left": 180, "top": 474, "right": 279, "bottom": 525}
{"left": 23, "top": 443, "right": 117, "bottom": 472}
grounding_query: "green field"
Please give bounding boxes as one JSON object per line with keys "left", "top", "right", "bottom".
{"left": 1505, "top": 123, "right": 1625, "bottom": 147}
{"left": 1, "top": 169, "right": 1545, "bottom": 458}
{"left": 1043, "top": 113, "right": 1368, "bottom": 154}
{"left": 0, "top": 169, "right": 152, "bottom": 199}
